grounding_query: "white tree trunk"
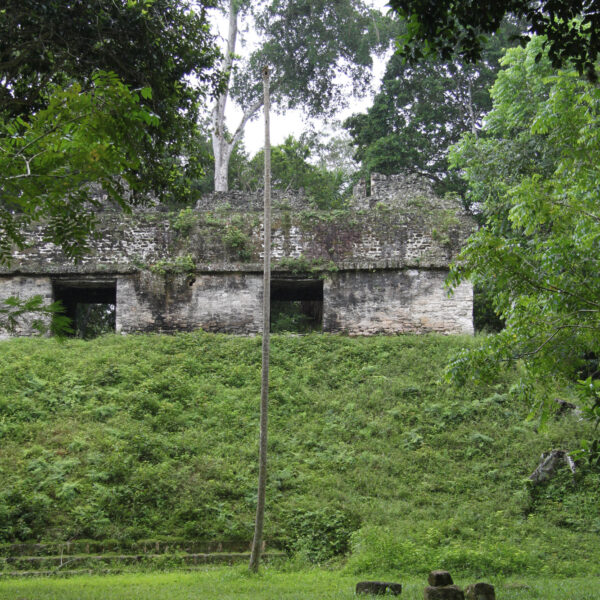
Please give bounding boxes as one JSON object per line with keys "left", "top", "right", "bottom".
{"left": 213, "top": 139, "right": 233, "bottom": 192}
{"left": 211, "top": 0, "right": 238, "bottom": 192}
{"left": 211, "top": 0, "right": 264, "bottom": 192}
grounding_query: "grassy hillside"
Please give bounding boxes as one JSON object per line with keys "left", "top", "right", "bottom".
{"left": 0, "top": 332, "right": 597, "bottom": 577}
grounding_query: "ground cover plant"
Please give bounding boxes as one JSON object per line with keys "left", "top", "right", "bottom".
{"left": 0, "top": 569, "right": 599, "bottom": 600}
{"left": 0, "top": 332, "right": 597, "bottom": 579}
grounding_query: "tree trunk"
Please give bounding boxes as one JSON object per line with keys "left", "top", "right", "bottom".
{"left": 249, "top": 65, "right": 271, "bottom": 573}
{"left": 211, "top": 0, "right": 238, "bottom": 192}
{"left": 211, "top": 0, "right": 264, "bottom": 192}
{"left": 213, "top": 139, "right": 233, "bottom": 192}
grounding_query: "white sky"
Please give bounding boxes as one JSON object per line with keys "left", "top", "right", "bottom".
{"left": 209, "top": 0, "right": 391, "bottom": 155}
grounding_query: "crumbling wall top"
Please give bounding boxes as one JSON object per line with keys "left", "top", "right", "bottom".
{"left": 350, "top": 172, "right": 459, "bottom": 212}
{"left": 1, "top": 173, "right": 475, "bottom": 276}
{"left": 195, "top": 189, "right": 312, "bottom": 212}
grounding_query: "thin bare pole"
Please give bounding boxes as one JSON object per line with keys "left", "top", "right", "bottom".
{"left": 249, "top": 65, "right": 271, "bottom": 573}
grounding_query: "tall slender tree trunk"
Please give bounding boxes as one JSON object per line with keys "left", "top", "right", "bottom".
{"left": 211, "top": 0, "right": 238, "bottom": 192}
{"left": 249, "top": 65, "right": 271, "bottom": 573}
{"left": 211, "top": 0, "right": 264, "bottom": 192}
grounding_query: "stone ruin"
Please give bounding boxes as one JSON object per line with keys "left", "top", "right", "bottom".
{"left": 0, "top": 173, "right": 475, "bottom": 338}
{"left": 356, "top": 570, "right": 496, "bottom": 599}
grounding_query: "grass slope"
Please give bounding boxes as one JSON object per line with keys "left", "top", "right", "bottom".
{"left": 0, "top": 333, "right": 597, "bottom": 577}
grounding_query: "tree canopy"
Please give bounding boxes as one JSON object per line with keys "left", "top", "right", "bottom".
{"left": 447, "top": 37, "right": 600, "bottom": 438}
{"left": 211, "top": 0, "right": 394, "bottom": 191}
{"left": 389, "top": 0, "right": 600, "bottom": 80}
{"left": 0, "top": 0, "right": 219, "bottom": 331}
{"left": 248, "top": 136, "right": 347, "bottom": 208}
{"left": 1, "top": 0, "right": 220, "bottom": 203}
{"left": 0, "top": 73, "right": 158, "bottom": 263}
{"left": 344, "top": 21, "right": 521, "bottom": 197}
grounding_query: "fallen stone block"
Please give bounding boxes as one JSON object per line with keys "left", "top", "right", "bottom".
{"left": 356, "top": 581, "right": 402, "bottom": 595}
{"left": 465, "top": 582, "right": 495, "bottom": 600}
{"left": 428, "top": 570, "right": 454, "bottom": 587}
{"left": 424, "top": 584, "right": 464, "bottom": 600}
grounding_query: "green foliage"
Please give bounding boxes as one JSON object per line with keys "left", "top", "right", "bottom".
{"left": 447, "top": 38, "right": 600, "bottom": 447}
{"left": 0, "top": 72, "right": 156, "bottom": 262}
{"left": 232, "top": 1, "right": 394, "bottom": 119}
{"left": 282, "top": 508, "right": 358, "bottom": 563}
{"left": 222, "top": 226, "right": 252, "bottom": 261}
{"left": 0, "top": 0, "right": 219, "bottom": 203}
{"left": 249, "top": 136, "right": 347, "bottom": 208}
{"left": 0, "top": 296, "right": 71, "bottom": 337}
{"left": 270, "top": 302, "right": 321, "bottom": 334}
{"left": 192, "top": 133, "right": 255, "bottom": 195}
{"left": 473, "top": 285, "right": 505, "bottom": 333}
{"left": 346, "top": 525, "right": 530, "bottom": 576}
{"left": 389, "top": 0, "right": 600, "bottom": 81}
{"left": 275, "top": 256, "right": 338, "bottom": 278}
{"left": 149, "top": 255, "right": 195, "bottom": 275}
{"left": 171, "top": 208, "right": 200, "bottom": 235}
{"left": 344, "top": 24, "right": 520, "bottom": 197}
{"left": 0, "top": 333, "right": 596, "bottom": 577}
{"left": 73, "top": 304, "right": 116, "bottom": 340}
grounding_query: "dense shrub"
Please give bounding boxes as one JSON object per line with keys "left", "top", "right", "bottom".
{"left": 0, "top": 332, "right": 597, "bottom": 576}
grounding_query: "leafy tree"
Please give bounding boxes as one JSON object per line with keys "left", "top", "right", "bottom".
{"left": 0, "top": 73, "right": 157, "bottom": 334}
{"left": 0, "top": 296, "right": 71, "bottom": 337}
{"left": 446, "top": 37, "right": 600, "bottom": 437}
{"left": 211, "top": 0, "right": 394, "bottom": 191}
{"left": 344, "top": 21, "right": 520, "bottom": 197}
{"left": 249, "top": 136, "right": 346, "bottom": 208}
{"left": 191, "top": 125, "right": 256, "bottom": 196}
{"left": 0, "top": 1, "right": 219, "bottom": 332}
{"left": 1, "top": 0, "right": 220, "bottom": 202}
{"left": 389, "top": 0, "right": 600, "bottom": 81}
{"left": 0, "top": 73, "right": 157, "bottom": 263}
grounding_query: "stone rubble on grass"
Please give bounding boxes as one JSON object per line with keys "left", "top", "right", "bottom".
{"left": 428, "top": 570, "right": 454, "bottom": 587}
{"left": 355, "top": 580, "right": 403, "bottom": 595}
{"left": 354, "top": 569, "right": 495, "bottom": 599}
{"left": 424, "top": 584, "right": 465, "bottom": 599}
{"left": 424, "top": 570, "right": 464, "bottom": 600}
{"left": 464, "top": 582, "right": 496, "bottom": 600}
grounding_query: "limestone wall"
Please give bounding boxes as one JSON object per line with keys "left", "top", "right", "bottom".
{"left": 0, "top": 276, "right": 53, "bottom": 339}
{"left": 116, "top": 272, "right": 262, "bottom": 334}
{"left": 324, "top": 270, "right": 473, "bottom": 335}
{"left": 0, "top": 173, "right": 476, "bottom": 337}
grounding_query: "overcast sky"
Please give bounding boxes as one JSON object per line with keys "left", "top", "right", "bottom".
{"left": 209, "top": 0, "right": 391, "bottom": 155}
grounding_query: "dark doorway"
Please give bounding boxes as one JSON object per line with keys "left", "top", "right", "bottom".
{"left": 52, "top": 280, "right": 116, "bottom": 338}
{"left": 270, "top": 279, "right": 323, "bottom": 333}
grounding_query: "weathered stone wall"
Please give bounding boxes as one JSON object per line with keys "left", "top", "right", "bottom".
{"left": 116, "top": 272, "right": 262, "bottom": 334}
{"left": 0, "top": 276, "right": 53, "bottom": 339}
{"left": 0, "top": 173, "right": 476, "bottom": 337}
{"left": 1, "top": 207, "right": 473, "bottom": 274}
{"left": 323, "top": 270, "right": 473, "bottom": 335}
{"left": 196, "top": 189, "right": 312, "bottom": 212}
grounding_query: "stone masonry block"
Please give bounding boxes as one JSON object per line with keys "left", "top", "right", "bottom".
{"left": 464, "top": 583, "right": 495, "bottom": 600}
{"left": 424, "top": 585, "right": 464, "bottom": 600}
{"left": 356, "top": 581, "right": 402, "bottom": 595}
{"left": 428, "top": 571, "right": 454, "bottom": 587}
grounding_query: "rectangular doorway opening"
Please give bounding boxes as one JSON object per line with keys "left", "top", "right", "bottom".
{"left": 271, "top": 279, "right": 323, "bottom": 333}
{"left": 52, "top": 279, "right": 116, "bottom": 338}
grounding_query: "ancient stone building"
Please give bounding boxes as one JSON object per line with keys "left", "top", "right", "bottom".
{"left": 0, "top": 173, "right": 475, "bottom": 338}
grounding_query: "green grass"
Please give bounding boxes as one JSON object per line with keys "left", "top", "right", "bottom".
{"left": 0, "top": 332, "right": 598, "bottom": 578}
{"left": 0, "top": 569, "right": 599, "bottom": 600}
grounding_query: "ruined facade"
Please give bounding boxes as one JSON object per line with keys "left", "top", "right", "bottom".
{"left": 0, "top": 173, "right": 475, "bottom": 338}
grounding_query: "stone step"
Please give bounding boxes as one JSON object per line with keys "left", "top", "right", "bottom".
{"left": 0, "top": 551, "right": 285, "bottom": 574}
{"left": 0, "top": 539, "right": 281, "bottom": 558}
{"left": 0, "top": 563, "right": 271, "bottom": 578}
